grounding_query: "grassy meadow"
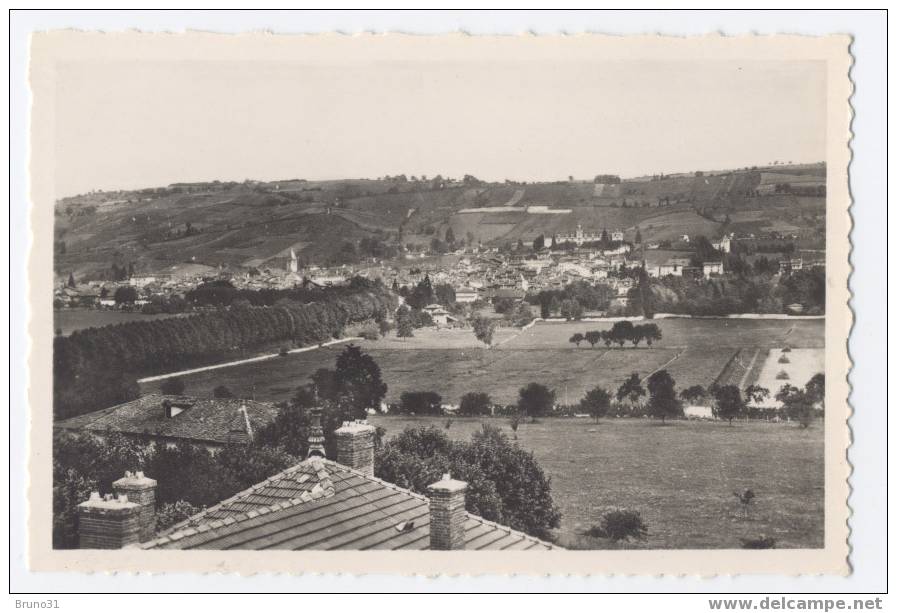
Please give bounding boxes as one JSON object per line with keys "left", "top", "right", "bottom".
{"left": 141, "top": 318, "right": 825, "bottom": 407}
{"left": 134, "top": 318, "right": 826, "bottom": 549}
{"left": 369, "top": 415, "right": 825, "bottom": 550}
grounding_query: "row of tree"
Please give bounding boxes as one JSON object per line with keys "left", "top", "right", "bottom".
{"left": 569, "top": 321, "right": 663, "bottom": 349}
{"left": 54, "top": 284, "right": 397, "bottom": 419}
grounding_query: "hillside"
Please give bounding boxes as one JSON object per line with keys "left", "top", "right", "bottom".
{"left": 54, "top": 163, "right": 826, "bottom": 280}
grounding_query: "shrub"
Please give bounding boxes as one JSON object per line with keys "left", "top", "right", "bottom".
{"left": 778, "top": 354, "right": 790, "bottom": 364}
{"left": 776, "top": 370, "right": 790, "bottom": 380}
{"left": 595, "top": 509, "right": 648, "bottom": 541}
{"left": 398, "top": 391, "right": 444, "bottom": 415}
{"left": 781, "top": 346, "right": 792, "bottom": 353}
{"left": 157, "top": 500, "right": 203, "bottom": 531}
{"left": 458, "top": 391, "right": 493, "bottom": 416}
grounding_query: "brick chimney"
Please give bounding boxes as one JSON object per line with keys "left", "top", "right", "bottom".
{"left": 113, "top": 471, "right": 157, "bottom": 542}
{"left": 334, "top": 419, "right": 376, "bottom": 475}
{"left": 78, "top": 492, "right": 141, "bottom": 549}
{"left": 427, "top": 473, "right": 468, "bottom": 550}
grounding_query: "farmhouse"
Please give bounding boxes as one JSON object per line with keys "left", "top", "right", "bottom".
{"left": 422, "top": 304, "right": 457, "bottom": 327}
{"left": 74, "top": 417, "right": 560, "bottom": 552}
{"left": 703, "top": 261, "right": 725, "bottom": 278}
{"left": 54, "top": 394, "right": 280, "bottom": 451}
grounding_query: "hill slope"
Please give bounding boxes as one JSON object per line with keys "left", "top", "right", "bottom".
{"left": 54, "top": 163, "right": 826, "bottom": 279}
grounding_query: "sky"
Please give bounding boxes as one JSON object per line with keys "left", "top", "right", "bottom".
{"left": 52, "top": 59, "right": 826, "bottom": 197}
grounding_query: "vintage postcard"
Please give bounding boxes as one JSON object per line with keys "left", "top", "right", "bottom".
{"left": 28, "top": 32, "right": 852, "bottom": 575}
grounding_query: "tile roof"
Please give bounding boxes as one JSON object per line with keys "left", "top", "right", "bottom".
{"left": 144, "top": 458, "right": 559, "bottom": 551}
{"left": 54, "top": 394, "right": 280, "bottom": 446}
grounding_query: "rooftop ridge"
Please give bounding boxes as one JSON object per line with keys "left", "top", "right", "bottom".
{"left": 146, "top": 457, "right": 562, "bottom": 551}
{"left": 156, "top": 457, "right": 333, "bottom": 536}
{"left": 143, "top": 480, "right": 336, "bottom": 549}
{"left": 321, "top": 459, "right": 561, "bottom": 550}
{"left": 319, "top": 458, "right": 430, "bottom": 503}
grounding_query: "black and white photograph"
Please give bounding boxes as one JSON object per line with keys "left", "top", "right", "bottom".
{"left": 21, "top": 26, "right": 859, "bottom": 580}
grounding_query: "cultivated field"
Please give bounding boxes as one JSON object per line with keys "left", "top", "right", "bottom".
{"left": 141, "top": 318, "right": 825, "bottom": 407}
{"left": 753, "top": 348, "right": 825, "bottom": 407}
{"left": 369, "top": 416, "right": 825, "bottom": 549}
{"left": 54, "top": 309, "right": 194, "bottom": 336}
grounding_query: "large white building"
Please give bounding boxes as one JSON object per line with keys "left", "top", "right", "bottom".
{"left": 547, "top": 224, "right": 626, "bottom": 247}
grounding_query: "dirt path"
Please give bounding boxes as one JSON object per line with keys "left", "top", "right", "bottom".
{"left": 738, "top": 348, "right": 763, "bottom": 389}
{"left": 645, "top": 349, "right": 684, "bottom": 380}
{"left": 137, "top": 337, "right": 361, "bottom": 383}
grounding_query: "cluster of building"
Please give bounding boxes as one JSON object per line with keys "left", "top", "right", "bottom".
{"left": 56, "top": 223, "right": 821, "bottom": 316}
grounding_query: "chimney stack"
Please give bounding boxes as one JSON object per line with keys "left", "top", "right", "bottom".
{"left": 306, "top": 407, "right": 326, "bottom": 458}
{"left": 113, "top": 471, "right": 158, "bottom": 542}
{"left": 78, "top": 492, "right": 141, "bottom": 549}
{"left": 334, "top": 419, "right": 376, "bottom": 475}
{"left": 427, "top": 473, "right": 468, "bottom": 550}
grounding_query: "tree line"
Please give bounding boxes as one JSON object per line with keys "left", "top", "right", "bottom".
{"left": 54, "top": 281, "right": 397, "bottom": 420}
{"left": 568, "top": 321, "right": 662, "bottom": 349}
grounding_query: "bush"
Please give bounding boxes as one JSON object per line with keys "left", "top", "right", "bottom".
{"left": 458, "top": 391, "right": 493, "bottom": 416}
{"left": 776, "top": 370, "right": 790, "bottom": 380}
{"left": 157, "top": 500, "right": 203, "bottom": 531}
{"left": 398, "top": 391, "right": 443, "bottom": 415}
{"left": 781, "top": 346, "right": 791, "bottom": 353}
{"left": 594, "top": 509, "right": 648, "bottom": 541}
{"left": 778, "top": 354, "right": 791, "bottom": 364}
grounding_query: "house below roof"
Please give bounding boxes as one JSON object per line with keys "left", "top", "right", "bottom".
{"left": 54, "top": 394, "right": 280, "bottom": 450}
{"left": 74, "top": 415, "right": 561, "bottom": 552}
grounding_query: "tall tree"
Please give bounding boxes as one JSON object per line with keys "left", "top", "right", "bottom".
{"left": 395, "top": 305, "right": 414, "bottom": 340}
{"left": 646, "top": 370, "right": 682, "bottom": 423}
{"left": 471, "top": 315, "right": 497, "bottom": 348}
{"left": 616, "top": 373, "right": 645, "bottom": 404}
{"left": 321, "top": 344, "right": 388, "bottom": 417}
{"left": 711, "top": 384, "right": 745, "bottom": 425}
{"left": 517, "top": 382, "right": 556, "bottom": 418}
{"left": 580, "top": 386, "right": 611, "bottom": 423}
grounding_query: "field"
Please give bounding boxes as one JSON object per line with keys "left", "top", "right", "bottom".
{"left": 368, "top": 416, "right": 824, "bottom": 549}
{"left": 753, "top": 348, "right": 825, "bottom": 407}
{"left": 134, "top": 317, "right": 826, "bottom": 549}
{"left": 54, "top": 309, "right": 193, "bottom": 336}
{"left": 141, "top": 318, "right": 825, "bottom": 407}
